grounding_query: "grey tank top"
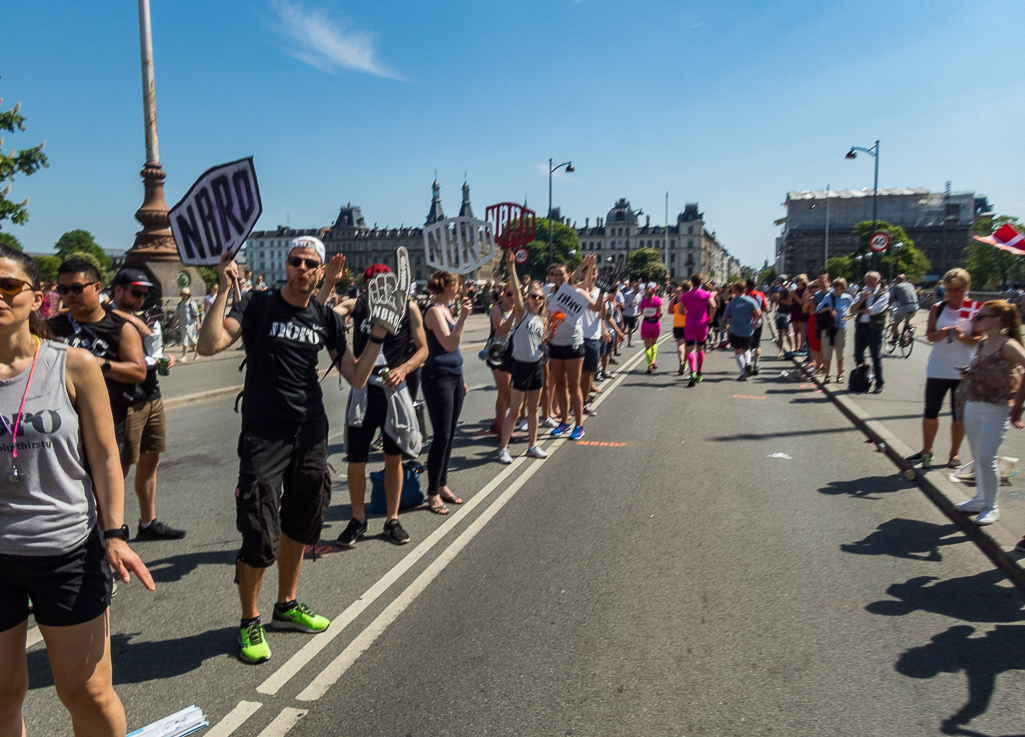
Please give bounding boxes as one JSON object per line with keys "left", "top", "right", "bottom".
{"left": 0, "top": 341, "right": 96, "bottom": 555}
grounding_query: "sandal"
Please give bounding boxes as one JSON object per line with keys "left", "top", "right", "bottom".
{"left": 427, "top": 500, "right": 451, "bottom": 515}
{"left": 948, "top": 456, "right": 962, "bottom": 469}
{"left": 439, "top": 491, "right": 463, "bottom": 505}
{"left": 836, "top": 376, "right": 844, "bottom": 384}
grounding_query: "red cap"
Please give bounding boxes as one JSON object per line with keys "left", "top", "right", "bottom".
{"left": 362, "top": 264, "right": 391, "bottom": 284}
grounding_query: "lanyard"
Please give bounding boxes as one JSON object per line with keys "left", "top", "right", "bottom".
{"left": 0, "top": 337, "right": 42, "bottom": 482}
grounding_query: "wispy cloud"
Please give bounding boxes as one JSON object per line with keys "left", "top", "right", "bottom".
{"left": 270, "top": 0, "right": 402, "bottom": 80}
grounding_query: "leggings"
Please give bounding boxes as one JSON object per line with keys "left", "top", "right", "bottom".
{"left": 422, "top": 368, "right": 465, "bottom": 493}
{"left": 963, "top": 400, "right": 1010, "bottom": 513}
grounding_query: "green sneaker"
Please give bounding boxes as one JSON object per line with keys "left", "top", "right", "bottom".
{"left": 695, "top": 372, "right": 704, "bottom": 383}
{"left": 238, "top": 621, "right": 270, "bottom": 664}
{"left": 270, "top": 602, "right": 331, "bottom": 633}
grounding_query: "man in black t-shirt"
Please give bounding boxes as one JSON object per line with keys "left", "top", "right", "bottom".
{"left": 48, "top": 259, "right": 147, "bottom": 445}
{"left": 198, "top": 237, "right": 386, "bottom": 665}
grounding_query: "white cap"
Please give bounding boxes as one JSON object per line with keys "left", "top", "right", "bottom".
{"left": 288, "top": 236, "right": 326, "bottom": 263}
{"left": 647, "top": 281, "right": 657, "bottom": 290}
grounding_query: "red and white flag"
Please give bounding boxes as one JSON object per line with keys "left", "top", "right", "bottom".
{"left": 973, "top": 223, "right": 1025, "bottom": 254}
{"left": 958, "top": 298, "right": 982, "bottom": 321}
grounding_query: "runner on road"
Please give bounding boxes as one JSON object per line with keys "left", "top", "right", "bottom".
{"left": 722, "top": 282, "right": 761, "bottom": 381}
{"left": 639, "top": 282, "right": 663, "bottom": 373}
{"left": 679, "top": 273, "right": 715, "bottom": 387}
{"left": 669, "top": 282, "right": 690, "bottom": 376}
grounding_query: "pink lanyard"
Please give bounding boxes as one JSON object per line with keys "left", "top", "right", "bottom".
{"left": 1, "top": 337, "right": 42, "bottom": 483}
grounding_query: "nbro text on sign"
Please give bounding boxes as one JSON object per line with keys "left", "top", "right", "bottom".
{"left": 169, "top": 157, "right": 262, "bottom": 266}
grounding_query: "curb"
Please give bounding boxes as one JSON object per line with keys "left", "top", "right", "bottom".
{"left": 162, "top": 385, "right": 243, "bottom": 410}
{"left": 786, "top": 356, "right": 1025, "bottom": 591}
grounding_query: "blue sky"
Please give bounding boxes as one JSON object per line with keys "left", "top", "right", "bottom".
{"left": 4, "top": 0, "right": 1023, "bottom": 268}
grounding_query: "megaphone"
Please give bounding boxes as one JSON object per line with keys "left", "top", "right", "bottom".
{"left": 485, "top": 341, "right": 506, "bottom": 369}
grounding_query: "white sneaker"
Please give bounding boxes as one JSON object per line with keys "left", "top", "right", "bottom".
{"left": 516, "top": 419, "right": 529, "bottom": 432}
{"left": 497, "top": 448, "right": 513, "bottom": 464}
{"left": 525, "top": 445, "right": 548, "bottom": 459}
{"left": 975, "top": 508, "right": 1000, "bottom": 525}
{"left": 954, "top": 498, "right": 988, "bottom": 513}
{"left": 540, "top": 417, "right": 559, "bottom": 428}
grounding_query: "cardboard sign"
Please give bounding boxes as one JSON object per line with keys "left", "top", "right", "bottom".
{"left": 595, "top": 254, "right": 624, "bottom": 292}
{"left": 549, "top": 283, "right": 591, "bottom": 323}
{"left": 485, "top": 202, "right": 536, "bottom": 250}
{"left": 169, "top": 157, "right": 262, "bottom": 266}
{"left": 422, "top": 216, "right": 496, "bottom": 275}
{"left": 366, "top": 247, "right": 411, "bottom": 334}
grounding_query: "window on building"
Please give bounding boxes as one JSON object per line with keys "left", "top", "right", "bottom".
{"left": 688, "top": 226, "right": 693, "bottom": 234}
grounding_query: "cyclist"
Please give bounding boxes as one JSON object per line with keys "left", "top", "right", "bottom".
{"left": 888, "top": 274, "right": 919, "bottom": 346}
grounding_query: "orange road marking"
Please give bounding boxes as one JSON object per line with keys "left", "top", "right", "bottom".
{"left": 732, "top": 394, "right": 767, "bottom": 400}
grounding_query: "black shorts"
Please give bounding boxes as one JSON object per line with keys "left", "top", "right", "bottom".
{"left": 510, "top": 359, "right": 544, "bottom": 391}
{"left": 673, "top": 327, "right": 687, "bottom": 341}
{"left": 236, "top": 418, "right": 332, "bottom": 568}
{"left": 751, "top": 325, "right": 763, "bottom": 345}
{"left": 775, "top": 314, "right": 790, "bottom": 332}
{"left": 345, "top": 387, "right": 404, "bottom": 462}
{"left": 0, "top": 526, "right": 111, "bottom": 631}
{"left": 622, "top": 315, "right": 638, "bottom": 330}
{"left": 600, "top": 338, "right": 614, "bottom": 356}
{"left": 924, "top": 377, "right": 963, "bottom": 421}
{"left": 729, "top": 333, "right": 753, "bottom": 351}
{"left": 582, "top": 338, "right": 601, "bottom": 373}
{"left": 549, "top": 343, "right": 585, "bottom": 360}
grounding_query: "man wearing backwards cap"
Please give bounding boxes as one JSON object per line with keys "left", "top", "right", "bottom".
{"left": 317, "top": 253, "right": 428, "bottom": 548}
{"left": 109, "top": 268, "right": 186, "bottom": 541}
{"left": 198, "top": 237, "right": 386, "bottom": 664}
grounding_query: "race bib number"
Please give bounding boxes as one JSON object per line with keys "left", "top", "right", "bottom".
{"left": 642, "top": 307, "right": 657, "bottom": 318}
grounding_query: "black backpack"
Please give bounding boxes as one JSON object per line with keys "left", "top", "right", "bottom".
{"left": 849, "top": 363, "right": 872, "bottom": 393}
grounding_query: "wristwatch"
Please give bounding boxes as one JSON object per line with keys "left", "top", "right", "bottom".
{"left": 101, "top": 358, "right": 112, "bottom": 373}
{"left": 103, "top": 524, "right": 130, "bottom": 541}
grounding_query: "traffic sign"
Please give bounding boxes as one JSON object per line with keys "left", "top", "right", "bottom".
{"left": 514, "top": 247, "right": 529, "bottom": 264}
{"left": 869, "top": 231, "right": 890, "bottom": 253}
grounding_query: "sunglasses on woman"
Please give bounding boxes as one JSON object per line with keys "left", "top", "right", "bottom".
{"left": 57, "top": 281, "right": 99, "bottom": 296}
{"left": 0, "top": 277, "right": 33, "bottom": 298}
{"left": 528, "top": 294, "right": 544, "bottom": 301}
{"left": 286, "top": 257, "right": 321, "bottom": 269}
{"left": 973, "top": 312, "right": 995, "bottom": 321}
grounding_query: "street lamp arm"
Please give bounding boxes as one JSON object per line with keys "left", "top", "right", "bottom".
{"left": 550, "top": 161, "right": 573, "bottom": 174}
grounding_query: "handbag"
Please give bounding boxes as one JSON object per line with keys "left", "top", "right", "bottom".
{"left": 368, "top": 460, "right": 426, "bottom": 513}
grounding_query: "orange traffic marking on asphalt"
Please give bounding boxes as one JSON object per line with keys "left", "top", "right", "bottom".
{"left": 575, "top": 440, "right": 634, "bottom": 448}
{"left": 733, "top": 394, "right": 767, "bottom": 400}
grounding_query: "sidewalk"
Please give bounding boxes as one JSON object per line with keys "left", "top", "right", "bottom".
{"left": 790, "top": 308, "right": 1025, "bottom": 588}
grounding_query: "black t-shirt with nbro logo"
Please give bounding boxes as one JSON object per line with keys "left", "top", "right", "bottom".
{"left": 47, "top": 310, "right": 138, "bottom": 414}
{"left": 228, "top": 290, "right": 346, "bottom": 425}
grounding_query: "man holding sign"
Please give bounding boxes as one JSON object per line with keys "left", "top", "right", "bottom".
{"left": 197, "top": 238, "right": 385, "bottom": 664}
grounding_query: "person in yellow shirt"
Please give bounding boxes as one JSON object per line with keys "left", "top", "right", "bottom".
{"left": 669, "top": 283, "right": 691, "bottom": 376}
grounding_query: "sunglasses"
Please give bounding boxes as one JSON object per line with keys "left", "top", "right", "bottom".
{"left": 973, "top": 313, "right": 994, "bottom": 321}
{"left": 57, "top": 282, "right": 99, "bottom": 296}
{"left": 287, "top": 256, "right": 322, "bottom": 270}
{"left": 127, "top": 288, "right": 149, "bottom": 300}
{"left": 528, "top": 294, "right": 544, "bottom": 301}
{"left": 0, "top": 277, "right": 33, "bottom": 298}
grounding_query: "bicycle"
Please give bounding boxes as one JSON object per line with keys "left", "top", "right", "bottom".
{"left": 885, "top": 318, "right": 915, "bottom": 358}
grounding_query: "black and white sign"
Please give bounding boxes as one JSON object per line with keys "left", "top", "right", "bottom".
{"left": 169, "top": 157, "right": 262, "bottom": 266}
{"left": 367, "top": 247, "right": 411, "bottom": 334}
{"left": 514, "top": 247, "right": 529, "bottom": 265}
{"left": 549, "top": 283, "right": 591, "bottom": 321}
{"left": 595, "top": 254, "right": 624, "bottom": 292}
{"left": 869, "top": 231, "right": 890, "bottom": 253}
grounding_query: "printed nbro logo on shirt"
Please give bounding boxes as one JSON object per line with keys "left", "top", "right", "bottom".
{"left": 269, "top": 321, "right": 324, "bottom": 345}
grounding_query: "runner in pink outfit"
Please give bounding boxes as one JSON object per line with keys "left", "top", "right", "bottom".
{"left": 678, "top": 272, "right": 716, "bottom": 387}
{"left": 638, "top": 282, "right": 663, "bottom": 373}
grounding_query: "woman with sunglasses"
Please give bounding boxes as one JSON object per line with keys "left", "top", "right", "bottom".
{"left": 498, "top": 252, "right": 549, "bottom": 463}
{"left": 0, "top": 246, "right": 154, "bottom": 736}
{"left": 485, "top": 278, "right": 518, "bottom": 435}
{"left": 954, "top": 300, "right": 1025, "bottom": 525}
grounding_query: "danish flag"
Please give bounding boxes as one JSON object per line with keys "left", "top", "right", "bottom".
{"left": 973, "top": 223, "right": 1025, "bottom": 254}
{"left": 957, "top": 298, "right": 982, "bottom": 322}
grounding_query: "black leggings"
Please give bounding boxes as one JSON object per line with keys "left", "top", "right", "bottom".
{"left": 422, "top": 368, "right": 465, "bottom": 493}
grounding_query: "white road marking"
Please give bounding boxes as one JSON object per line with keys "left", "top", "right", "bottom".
{"left": 292, "top": 339, "right": 659, "bottom": 702}
{"left": 256, "top": 707, "right": 307, "bottom": 737}
{"left": 25, "top": 627, "right": 43, "bottom": 650}
{"left": 204, "top": 700, "right": 262, "bottom": 737}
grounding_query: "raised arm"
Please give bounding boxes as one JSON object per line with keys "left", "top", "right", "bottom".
{"left": 198, "top": 252, "right": 243, "bottom": 356}
{"left": 506, "top": 251, "right": 525, "bottom": 322}
{"left": 316, "top": 253, "right": 347, "bottom": 305}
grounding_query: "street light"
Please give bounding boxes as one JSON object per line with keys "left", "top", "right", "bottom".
{"left": 890, "top": 242, "right": 904, "bottom": 284}
{"left": 548, "top": 158, "right": 574, "bottom": 265}
{"left": 845, "top": 140, "right": 880, "bottom": 270}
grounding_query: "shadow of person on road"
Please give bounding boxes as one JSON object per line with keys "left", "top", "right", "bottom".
{"left": 841, "top": 518, "right": 966, "bottom": 561}
{"left": 818, "top": 474, "right": 908, "bottom": 499}
{"left": 896, "top": 624, "right": 1025, "bottom": 736}
{"left": 866, "top": 568, "right": 1025, "bottom": 623}
{"left": 144, "top": 549, "right": 238, "bottom": 584}
{"left": 28, "top": 627, "right": 238, "bottom": 690}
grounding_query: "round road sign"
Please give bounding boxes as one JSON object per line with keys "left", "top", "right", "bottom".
{"left": 514, "top": 247, "right": 529, "bottom": 264}
{"left": 869, "top": 231, "right": 890, "bottom": 253}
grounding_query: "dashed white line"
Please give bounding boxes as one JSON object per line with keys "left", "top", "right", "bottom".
{"left": 204, "top": 700, "right": 262, "bottom": 737}
{"left": 25, "top": 627, "right": 43, "bottom": 650}
{"left": 255, "top": 707, "right": 307, "bottom": 737}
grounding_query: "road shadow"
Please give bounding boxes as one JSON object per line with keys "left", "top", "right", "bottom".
{"left": 866, "top": 568, "right": 1025, "bottom": 623}
{"left": 896, "top": 624, "right": 1025, "bottom": 736}
{"left": 144, "top": 549, "right": 237, "bottom": 584}
{"left": 709, "top": 426, "right": 853, "bottom": 442}
{"left": 28, "top": 627, "right": 237, "bottom": 689}
{"left": 841, "top": 518, "right": 966, "bottom": 561}
{"left": 818, "top": 473, "right": 908, "bottom": 499}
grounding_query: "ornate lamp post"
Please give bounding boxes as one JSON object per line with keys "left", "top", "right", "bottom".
{"left": 548, "top": 158, "right": 573, "bottom": 265}
{"left": 845, "top": 140, "right": 880, "bottom": 271}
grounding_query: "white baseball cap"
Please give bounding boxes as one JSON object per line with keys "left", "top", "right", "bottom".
{"left": 288, "top": 236, "right": 326, "bottom": 263}
{"left": 647, "top": 281, "right": 657, "bottom": 290}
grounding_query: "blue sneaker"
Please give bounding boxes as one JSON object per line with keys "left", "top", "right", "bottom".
{"left": 569, "top": 425, "right": 585, "bottom": 441}
{"left": 550, "top": 423, "right": 570, "bottom": 437}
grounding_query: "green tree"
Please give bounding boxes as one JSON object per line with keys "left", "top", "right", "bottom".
{"left": 35, "top": 255, "right": 60, "bottom": 282}
{"left": 850, "top": 220, "right": 930, "bottom": 283}
{"left": 0, "top": 96, "right": 48, "bottom": 228}
{"left": 198, "top": 267, "right": 219, "bottom": 288}
{"left": 827, "top": 255, "right": 853, "bottom": 281}
{"left": 627, "top": 248, "right": 667, "bottom": 283}
{"left": 964, "top": 215, "right": 1024, "bottom": 290}
{"left": 54, "top": 230, "right": 112, "bottom": 272}
{"left": 515, "top": 218, "right": 582, "bottom": 282}
{"left": 0, "top": 232, "right": 22, "bottom": 251}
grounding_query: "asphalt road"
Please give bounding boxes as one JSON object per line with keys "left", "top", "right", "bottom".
{"left": 21, "top": 320, "right": 1025, "bottom": 736}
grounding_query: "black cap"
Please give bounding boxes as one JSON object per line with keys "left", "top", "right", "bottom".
{"left": 110, "top": 268, "right": 155, "bottom": 288}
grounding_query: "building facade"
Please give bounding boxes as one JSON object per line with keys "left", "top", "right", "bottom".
{"left": 575, "top": 199, "right": 743, "bottom": 281}
{"left": 776, "top": 187, "right": 993, "bottom": 278}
